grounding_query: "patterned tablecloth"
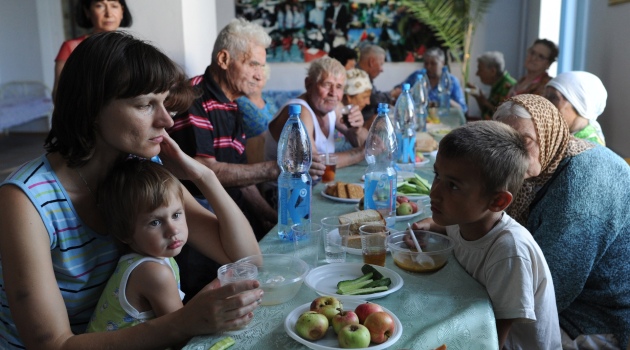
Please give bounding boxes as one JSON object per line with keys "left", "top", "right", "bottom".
{"left": 184, "top": 146, "right": 499, "bottom": 350}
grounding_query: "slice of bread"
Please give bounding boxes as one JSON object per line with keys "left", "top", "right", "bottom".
{"left": 325, "top": 184, "right": 338, "bottom": 197}
{"left": 339, "top": 210, "right": 386, "bottom": 250}
{"left": 336, "top": 182, "right": 348, "bottom": 198}
{"left": 346, "top": 183, "right": 364, "bottom": 199}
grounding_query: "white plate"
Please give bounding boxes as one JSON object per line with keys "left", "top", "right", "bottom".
{"left": 414, "top": 158, "right": 430, "bottom": 167}
{"left": 399, "top": 193, "right": 430, "bottom": 201}
{"left": 284, "top": 299, "right": 403, "bottom": 350}
{"left": 326, "top": 229, "right": 386, "bottom": 256}
{"left": 304, "top": 263, "right": 404, "bottom": 300}
{"left": 354, "top": 200, "right": 423, "bottom": 222}
{"left": 320, "top": 183, "right": 364, "bottom": 203}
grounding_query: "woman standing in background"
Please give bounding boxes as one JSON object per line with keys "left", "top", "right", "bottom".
{"left": 52, "top": 0, "right": 132, "bottom": 99}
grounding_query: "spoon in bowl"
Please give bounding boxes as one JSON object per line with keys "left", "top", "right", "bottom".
{"left": 407, "top": 223, "right": 435, "bottom": 268}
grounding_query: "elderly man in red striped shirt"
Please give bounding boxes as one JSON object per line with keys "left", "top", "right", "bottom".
{"left": 169, "top": 18, "right": 324, "bottom": 301}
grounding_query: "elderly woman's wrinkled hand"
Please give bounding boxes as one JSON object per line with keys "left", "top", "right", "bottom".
{"left": 182, "top": 279, "right": 263, "bottom": 335}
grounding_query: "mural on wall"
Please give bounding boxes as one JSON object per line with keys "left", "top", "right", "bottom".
{"left": 235, "top": 0, "right": 441, "bottom": 63}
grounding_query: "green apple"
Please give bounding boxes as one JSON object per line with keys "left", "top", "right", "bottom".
{"left": 338, "top": 324, "right": 371, "bottom": 348}
{"left": 295, "top": 311, "right": 329, "bottom": 341}
{"left": 397, "top": 202, "right": 413, "bottom": 215}
{"left": 310, "top": 296, "right": 342, "bottom": 322}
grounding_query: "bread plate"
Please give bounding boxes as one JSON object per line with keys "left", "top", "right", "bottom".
{"left": 284, "top": 299, "right": 403, "bottom": 350}
{"left": 304, "top": 263, "right": 403, "bottom": 301}
{"left": 354, "top": 200, "right": 424, "bottom": 222}
{"left": 320, "top": 183, "right": 364, "bottom": 203}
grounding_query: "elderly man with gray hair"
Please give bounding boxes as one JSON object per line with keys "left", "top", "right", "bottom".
{"left": 169, "top": 18, "right": 324, "bottom": 299}
{"left": 357, "top": 44, "right": 393, "bottom": 126}
{"left": 467, "top": 51, "right": 516, "bottom": 120}
{"left": 265, "top": 57, "right": 367, "bottom": 168}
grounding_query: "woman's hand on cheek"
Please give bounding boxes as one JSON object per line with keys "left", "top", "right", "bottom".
{"left": 158, "top": 133, "right": 205, "bottom": 182}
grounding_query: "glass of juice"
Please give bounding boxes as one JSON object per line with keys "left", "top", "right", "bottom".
{"left": 321, "top": 154, "right": 337, "bottom": 183}
{"left": 341, "top": 104, "right": 354, "bottom": 128}
{"left": 359, "top": 223, "right": 389, "bottom": 266}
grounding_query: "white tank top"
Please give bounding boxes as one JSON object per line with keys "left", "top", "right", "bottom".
{"left": 264, "top": 99, "right": 336, "bottom": 162}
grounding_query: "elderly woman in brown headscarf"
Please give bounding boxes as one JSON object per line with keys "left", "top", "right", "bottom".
{"left": 493, "top": 94, "right": 630, "bottom": 349}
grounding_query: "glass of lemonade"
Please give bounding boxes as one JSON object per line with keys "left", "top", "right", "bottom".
{"left": 359, "top": 224, "right": 389, "bottom": 266}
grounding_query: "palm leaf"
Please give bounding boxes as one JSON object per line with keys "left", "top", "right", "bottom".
{"left": 402, "top": 0, "right": 496, "bottom": 86}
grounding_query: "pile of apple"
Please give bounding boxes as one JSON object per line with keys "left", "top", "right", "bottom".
{"left": 295, "top": 296, "right": 395, "bottom": 348}
{"left": 396, "top": 195, "right": 419, "bottom": 216}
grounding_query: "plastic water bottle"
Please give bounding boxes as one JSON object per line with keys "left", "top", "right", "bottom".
{"left": 277, "top": 104, "right": 312, "bottom": 240}
{"left": 411, "top": 72, "right": 429, "bottom": 132}
{"left": 364, "top": 103, "right": 397, "bottom": 228}
{"left": 393, "top": 84, "right": 416, "bottom": 167}
{"left": 438, "top": 66, "right": 452, "bottom": 116}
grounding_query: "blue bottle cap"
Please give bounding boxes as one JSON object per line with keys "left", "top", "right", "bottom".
{"left": 402, "top": 83, "right": 410, "bottom": 91}
{"left": 377, "top": 103, "right": 389, "bottom": 113}
{"left": 288, "top": 104, "right": 301, "bottom": 115}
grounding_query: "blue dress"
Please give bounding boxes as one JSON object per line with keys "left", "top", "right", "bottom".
{"left": 236, "top": 96, "right": 278, "bottom": 139}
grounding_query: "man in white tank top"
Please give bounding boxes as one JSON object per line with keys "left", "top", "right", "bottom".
{"left": 265, "top": 57, "right": 368, "bottom": 168}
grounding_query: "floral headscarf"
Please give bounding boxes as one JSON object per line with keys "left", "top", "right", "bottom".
{"left": 504, "top": 94, "right": 595, "bottom": 224}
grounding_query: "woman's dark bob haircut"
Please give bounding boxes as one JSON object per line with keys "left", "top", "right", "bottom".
{"left": 46, "top": 31, "right": 195, "bottom": 167}
{"left": 75, "top": 0, "right": 133, "bottom": 29}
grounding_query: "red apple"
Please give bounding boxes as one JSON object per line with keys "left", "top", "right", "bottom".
{"left": 409, "top": 201, "right": 418, "bottom": 214}
{"left": 338, "top": 324, "right": 371, "bottom": 348}
{"left": 295, "top": 311, "right": 329, "bottom": 341}
{"left": 332, "top": 309, "right": 360, "bottom": 334}
{"left": 310, "top": 296, "right": 342, "bottom": 322}
{"left": 364, "top": 311, "right": 395, "bottom": 344}
{"left": 354, "top": 302, "right": 383, "bottom": 324}
{"left": 396, "top": 195, "right": 409, "bottom": 204}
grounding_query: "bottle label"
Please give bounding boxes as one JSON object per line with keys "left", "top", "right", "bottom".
{"left": 364, "top": 173, "right": 397, "bottom": 222}
{"left": 399, "top": 135, "right": 416, "bottom": 164}
{"left": 279, "top": 183, "right": 311, "bottom": 226}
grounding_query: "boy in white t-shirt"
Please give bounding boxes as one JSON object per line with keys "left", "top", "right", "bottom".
{"left": 411, "top": 121, "right": 561, "bottom": 349}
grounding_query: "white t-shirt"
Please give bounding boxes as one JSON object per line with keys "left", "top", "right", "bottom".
{"left": 446, "top": 213, "right": 561, "bottom": 350}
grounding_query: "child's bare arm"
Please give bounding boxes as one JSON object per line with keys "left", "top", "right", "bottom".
{"left": 496, "top": 318, "right": 514, "bottom": 349}
{"left": 130, "top": 261, "right": 184, "bottom": 317}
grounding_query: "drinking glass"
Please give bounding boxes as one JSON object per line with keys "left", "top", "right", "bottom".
{"left": 217, "top": 262, "right": 258, "bottom": 286}
{"left": 321, "top": 154, "right": 338, "bottom": 183}
{"left": 291, "top": 223, "right": 322, "bottom": 269}
{"left": 341, "top": 104, "right": 354, "bottom": 128}
{"left": 359, "top": 223, "right": 389, "bottom": 266}
{"left": 320, "top": 216, "right": 351, "bottom": 263}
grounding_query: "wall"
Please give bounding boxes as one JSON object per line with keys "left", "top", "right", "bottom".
{"left": 585, "top": 1, "right": 630, "bottom": 157}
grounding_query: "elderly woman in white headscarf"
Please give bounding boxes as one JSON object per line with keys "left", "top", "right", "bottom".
{"left": 544, "top": 71, "right": 607, "bottom": 145}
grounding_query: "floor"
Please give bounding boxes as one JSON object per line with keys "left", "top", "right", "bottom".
{"left": 0, "top": 132, "right": 47, "bottom": 181}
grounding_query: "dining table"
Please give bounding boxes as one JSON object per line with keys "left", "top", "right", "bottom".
{"left": 184, "top": 109, "right": 498, "bottom": 350}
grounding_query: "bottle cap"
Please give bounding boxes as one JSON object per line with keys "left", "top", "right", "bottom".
{"left": 402, "top": 83, "right": 410, "bottom": 91}
{"left": 288, "top": 104, "right": 301, "bottom": 115}
{"left": 377, "top": 103, "right": 389, "bottom": 113}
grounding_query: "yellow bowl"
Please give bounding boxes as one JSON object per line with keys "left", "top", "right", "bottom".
{"left": 387, "top": 231, "right": 454, "bottom": 273}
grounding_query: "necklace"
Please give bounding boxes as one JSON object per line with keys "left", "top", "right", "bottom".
{"left": 76, "top": 168, "right": 95, "bottom": 196}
